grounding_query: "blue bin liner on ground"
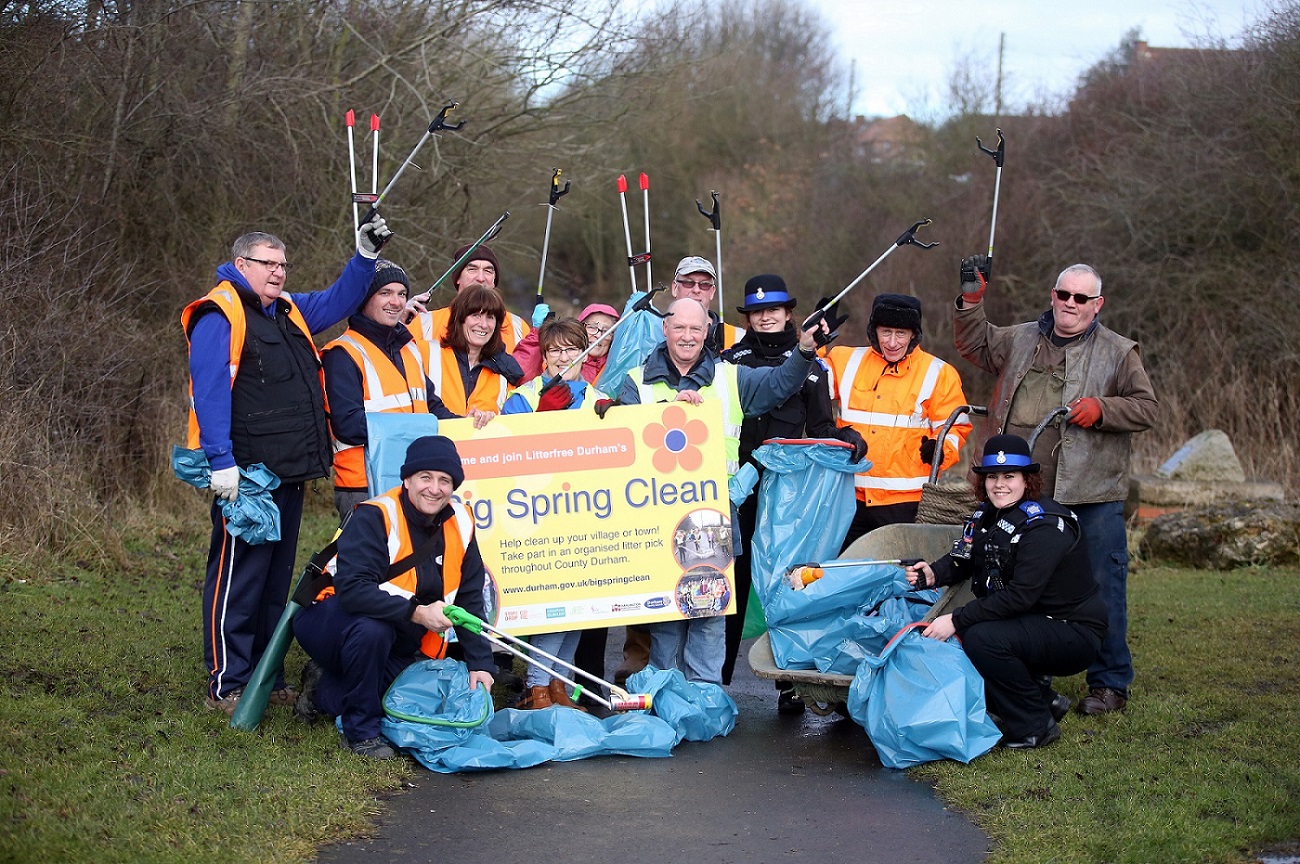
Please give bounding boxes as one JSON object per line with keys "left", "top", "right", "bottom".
{"left": 627, "top": 666, "right": 738, "bottom": 743}
{"left": 380, "top": 660, "right": 725, "bottom": 772}
{"left": 808, "top": 592, "right": 941, "bottom": 675}
{"left": 846, "top": 624, "right": 1002, "bottom": 769}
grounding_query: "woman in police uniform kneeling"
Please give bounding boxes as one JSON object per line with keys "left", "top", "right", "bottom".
{"left": 906, "top": 434, "right": 1108, "bottom": 750}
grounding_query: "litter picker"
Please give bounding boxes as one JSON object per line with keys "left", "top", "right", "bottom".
{"left": 640, "top": 173, "right": 652, "bottom": 288}
{"left": 358, "top": 101, "right": 463, "bottom": 226}
{"left": 801, "top": 218, "right": 938, "bottom": 331}
{"left": 535, "top": 168, "right": 570, "bottom": 306}
{"left": 976, "top": 128, "right": 1005, "bottom": 283}
{"left": 616, "top": 174, "right": 641, "bottom": 293}
{"left": 443, "top": 605, "right": 653, "bottom": 712}
{"left": 695, "top": 191, "right": 722, "bottom": 316}
{"left": 370, "top": 113, "right": 380, "bottom": 203}
{"left": 420, "top": 211, "right": 510, "bottom": 301}
{"left": 785, "top": 558, "right": 924, "bottom": 591}
{"left": 346, "top": 111, "right": 360, "bottom": 240}
{"left": 230, "top": 529, "right": 341, "bottom": 731}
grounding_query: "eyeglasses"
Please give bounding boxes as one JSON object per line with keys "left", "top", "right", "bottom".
{"left": 545, "top": 346, "right": 582, "bottom": 358}
{"left": 1053, "top": 289, "right": 1100, "bottom": 304}
{"left": 675, "top": 277, "right": 715, "bottom": 290}
{"left": 584, "top": 324, "right": 612, "bottom": 336}
{"left": 243, "top": 256, "right": 293, "bottom": 274}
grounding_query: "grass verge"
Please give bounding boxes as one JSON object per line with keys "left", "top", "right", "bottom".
{"left": 3, "top": 508, "right": 1298, "bottom": 863}
{"left": 911, "top": 564, "right": 1300, "bottom": 864}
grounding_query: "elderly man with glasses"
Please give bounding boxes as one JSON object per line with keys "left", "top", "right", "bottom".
{"left": 181, "top": 214, "right": 391, "bottom": 717}
{"left": 953, "top": 257, "right": 1158, "bottom": 718}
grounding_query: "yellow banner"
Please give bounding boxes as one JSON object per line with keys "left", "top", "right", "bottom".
{"left": 439, "top": 402, "right": 736, "bottom": 637}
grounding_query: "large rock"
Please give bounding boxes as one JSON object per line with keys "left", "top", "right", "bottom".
{"left": 1154, "top": 429, "right": 1246, "bottom": 482}
{"left": 1138, "top": 503, "right": 1300, "bottom": 569}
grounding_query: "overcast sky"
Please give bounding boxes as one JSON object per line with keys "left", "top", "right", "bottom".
{"left": 806, "top": 0, "right": 1266, "bottom": 118}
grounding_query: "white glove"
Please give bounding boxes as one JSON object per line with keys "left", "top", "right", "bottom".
{"left": 210, "top": 466, "right": 240, "bottom": 502}
{"left": 358, "top": 213, "right": 392, "bottom": 259}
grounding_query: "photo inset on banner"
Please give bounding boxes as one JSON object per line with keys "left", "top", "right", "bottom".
{"left": 674, "top": 564, "right": 732, "bottom": 618}
{"left": 671, "top": 508, "right": 733, "bottom": 571}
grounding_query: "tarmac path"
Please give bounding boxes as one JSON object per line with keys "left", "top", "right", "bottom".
{"left": 316, "top": 633, "right": 991, "bottom": 864}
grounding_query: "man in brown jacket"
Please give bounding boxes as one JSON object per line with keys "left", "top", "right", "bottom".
{"left": 953, "top": 259, "right": 1158, "bottom": 716}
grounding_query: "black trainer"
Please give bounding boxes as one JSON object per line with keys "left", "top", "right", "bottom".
{"left": 342, "top": 735, "right": 396, "bottom": 760}
{"left": 294, "top": 660, "right": 324, "bottom": 725}
{"left": 777, "top": 686, "right": 806, "bottom": 715}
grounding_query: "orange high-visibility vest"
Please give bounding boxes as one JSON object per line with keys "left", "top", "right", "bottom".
{"left": 318, "top": 489, "right": 474, "bottom": 660}
{"left": 825, "top": 345, "right": 971, "bottom": 506}
{"left": 180, "top": 282, "right": 319, "bottom": 451}
{"left": 424, "top": 343, "right": 509, "bottom": 415}
{"left": 412, "top": 306, "right": 529, "bottom": 353}
{"left": 323, "top": 331, "right": 429, "bottom": 490}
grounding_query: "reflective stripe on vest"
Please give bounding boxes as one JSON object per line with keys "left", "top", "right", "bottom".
{"left": 837, "top": 347, "right": 947, "bottom": 430}
{"left": 425, "top": 344, "right": 509, "bottom": 415}
{"left": 416, "top": 307, "right": 528, "bottom": 352}
{"left": 180, "top": 282, "right": 318, "bottom": 451}
{"left": 631, "top": 363, "right": 742, "bottom": 477}
{"left": 325, "top": 332, "right": 430, "bottom": 489}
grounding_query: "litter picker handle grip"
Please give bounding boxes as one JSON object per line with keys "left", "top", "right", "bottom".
{"left": 442, "top": 604, "right": 482, "bottom": 633}
{"left": 977, "top": 128, "right": 1005, "bottom": 167}
{"left": 549, "top": 168, "right": 570, "bottom": 206}
{"left": 695, "top": 191, "right": 721, "bottom": 230}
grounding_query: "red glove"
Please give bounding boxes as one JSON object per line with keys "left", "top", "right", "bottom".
{"left": 536, "top": 379, "right": 574, "bottom": 412}
{"left": 1067, "top": 397, "right": 1103, "bottom": 428}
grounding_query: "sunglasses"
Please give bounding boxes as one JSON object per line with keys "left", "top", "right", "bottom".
{"left": 1053, "top": 289, "right": 1101, "bottom": 304}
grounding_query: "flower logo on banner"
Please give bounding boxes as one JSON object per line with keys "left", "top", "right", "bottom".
{"left": 643, "top": 404, "right": 709, "bottom": 473}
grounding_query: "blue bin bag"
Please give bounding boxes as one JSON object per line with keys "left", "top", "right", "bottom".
{"left": 171, "top": 446, "right": 282, "bottom": 544}
{"left": 381, "top": 660, "right": 685, "bottom": 772}
{"left": 627, "top": 666, "right": 738, "bottom": 744}
{"left": 363, "top": 413, "right": 441, "bottom": 497}
{"left": 846, "top": 624, "right": 1002, "bottom": 769}
{"left": 594, "top": 292, "right": 665, "bottom": 395}
{"left": 761, "top": 561, "right": 910, "bottom": 671}
{"left": 810, "top": 591, "right": 941, "bottom": 675}
{"left": 489, "top": 707, "right": 677, "bottom": 761}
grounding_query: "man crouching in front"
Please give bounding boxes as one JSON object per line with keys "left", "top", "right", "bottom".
{"left": 292, "top": 435, "right": 495, "bottom": 759}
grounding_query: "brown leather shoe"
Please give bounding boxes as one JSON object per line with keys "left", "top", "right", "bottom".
{"left": 1078, "top": 687, "right": 1127, "bottom": 715}
{"left": 614, "top": 626, "right": 651, "bottom": 686}
{"left": 516, "top": 685, "right": 553, "bottom": 710}
{"left": 548, "top": 679, "right": 588, "bottom": 712}
{"left": 269, "top": 686, "right": 300, "bottom": 707}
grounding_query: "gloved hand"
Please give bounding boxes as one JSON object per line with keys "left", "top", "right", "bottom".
{"left": 808, "top": 297, "right": 849, "bottom": 347}
{"left": 1067, "top": 397, "right": 1103, "bottom": 428}
{"left": 537, "top": 377, "right": 574, "bottom": 412}
{"left": 838, "top": 427, "right": 868, "bottom": 463}
{"left": 593, "top": 397, "right": 620, "bottom": 419}
{"left": 210, "top": 466, "right": 240, "bottom": 502}
{"left": 959, "top": 254, "right": 989, "bottom": 303}
{"left": 919, "top": 435, "right": 938, "bottom": 466}
{"left": 358, "top": 212, "right": 393, "bottom": 258}
{"left": 531, "top": 302, "right": 552, "bottom": 329}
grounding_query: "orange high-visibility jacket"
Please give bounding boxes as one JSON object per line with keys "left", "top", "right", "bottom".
{"left": 319, "top": 488, "right": 474, "bottom": 660}
{"left": 322, "top": 331, "right": 429, "bottom": 490}
{"left": 825, "top": 345, "right": 971, "bottom": 506}
{"left": 412, "top": 306, "right": 529, "bottom": 353}
{"left": 180, "top": 282, "right": 319, "bottom": 451}
{"left": 424, "top": 342, "right": 510, "bottom": 415}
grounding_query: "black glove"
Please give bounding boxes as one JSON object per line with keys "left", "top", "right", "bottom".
{"left": 807, "top": 297, "right": 849, "bottom": 347}
{"left": 358, "top": 211, "right": 393, "bottom": 257}
{"left": 959, "top": 254, "right": 989, "bottom": 301}
{"left": 838, "top": 427, "right": 868, "bottom": 463}
{"left": 594, "top": 397, "right": 620, "bottom": 419}
{"left": 919, "top": 435, "right": 938, "bottom": 466}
